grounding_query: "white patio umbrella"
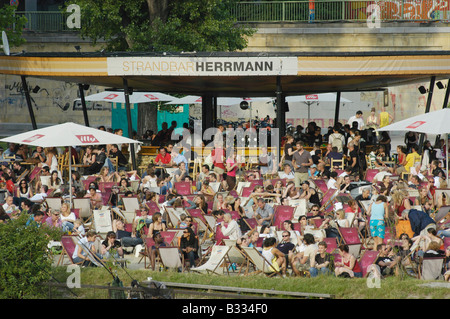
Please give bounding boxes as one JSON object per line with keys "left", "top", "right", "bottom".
{"left": 286, "top": 93, "right": 352, "bottom": 123}
{"left": 377, "top": 108, "right": 450, "bottom": 184}
{"left": 0, "top": 122, "right": 142, "bottom": 206}
{"left": 83, "top": 91, "right": 176, "bottom": 103}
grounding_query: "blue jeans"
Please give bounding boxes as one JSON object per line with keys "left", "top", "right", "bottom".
{"left": 62, "top": 221, "right": 74, "bottom": 233}
{"left": 310, "top": 267, "right": 332, "bottom": 277}
{"left": 121, "top": 237, "right": 143, "bottom": 247}
{"left": 437, "top": 229, "right": 450, "bottom": 238}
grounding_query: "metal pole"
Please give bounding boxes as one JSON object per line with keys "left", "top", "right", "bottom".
{"left": 334, "top": 91, "right": 341, "bottom": 126}
{"left": 78, "top": 83, "right": 90, "bottom": 127}
{"left": 434, "top": 79, "right": 450, "bottom": 146}
{"left": 276, "top": 76, "right": 285, "bottom": 163}
{"left": 122, "top": 78, "right": 137, "bottom": 171}
{"left": 21, "top": 75, "right": 37, "bottom": 130}
{"left": 419, "top": 76, "right": 436, "bottom": 151}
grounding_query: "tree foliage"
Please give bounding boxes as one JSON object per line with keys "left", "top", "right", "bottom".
{"left": 68, "top": 0, "right": 255, "bottom": 52}
{"left": 0, "top": 214, "right": 62, "bottom": 299}
{"left": 0, "top": 4, "right": 27, "bottom": 47}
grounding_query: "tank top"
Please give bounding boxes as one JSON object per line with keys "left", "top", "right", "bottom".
{"left": 379, "top": 112, "right": 389, "bottom": 128}
{"left": 371, "top": 202, "right": 385, "bottom": 220}
{"left": 344, "top": 256, "right": 361, "bottom": 273}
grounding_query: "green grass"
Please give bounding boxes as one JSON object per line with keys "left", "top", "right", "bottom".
{"left": 50, "top": 267, "right": 450, "bottom": 299}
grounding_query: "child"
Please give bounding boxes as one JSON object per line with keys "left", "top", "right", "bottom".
{"left": 72, "top": 219, "right": 86, "bottom": 238}
{"left": 178, "top": 213, "right": 188, "bottom": 229}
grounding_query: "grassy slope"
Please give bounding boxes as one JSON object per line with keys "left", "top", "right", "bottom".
{"left": 53, "top": 267, "right": 450, "bottom": 299}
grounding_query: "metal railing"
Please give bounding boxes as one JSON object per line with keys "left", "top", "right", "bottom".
{"left": 15, "top": 1, "right": 450, "bottom": 33}
{"left": 232, "top": 0, "right": 450, "bottom": 23}
{"left": 16, "top": 11, "right": 74, "bottom": 32}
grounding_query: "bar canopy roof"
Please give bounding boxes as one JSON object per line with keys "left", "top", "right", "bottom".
{"left": 0, "top": 51, "right": 449, "bottom": 96}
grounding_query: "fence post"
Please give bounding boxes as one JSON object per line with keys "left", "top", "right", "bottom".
{"left": 342, "top": 0, "right": 346, "bottom": 20}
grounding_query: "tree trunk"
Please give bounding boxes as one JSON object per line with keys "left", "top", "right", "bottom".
{"left": 147, "top": 0, "right": 170, "bottom": 25}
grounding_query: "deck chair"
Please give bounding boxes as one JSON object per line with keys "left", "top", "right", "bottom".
{"left": 420, "top": 257, "right": 445, "bottom": 280}
{"left": 236, "top": 182, "right": 251, "bottom": 196}
{"left": 272, "top": 205, "right": 296, "bottom": 230}
{"left": 312, "top": 179, "right": 328, "bottom": 195}
{"left": 57, "top": 235, "right": 81, "bottom": 266}
{"left": 223, "top": 239, "right": 248, "bottom": 273}
{"left": 45, "top": 197, "right": 62, "bottom": 211}
{"left": 122, "top": 196, "right": 140, "bottom": 212}
{"left": 365, "top": 169, "right": 379, "bottom": 183}
{"left": 214, "top": 223, "right": 229, "bottom": 245}
{"left": 28, "top": 166, "right": 42, "bottom": 183}
{"left": 146, "top": 200, "right": 161, "bottom": 214}
{"left": 164, "top": 207, "right": 186, "bottom": 228}
{"left": 209, "top": 182, "right": 221, "bottom": 193}
{"left": 241, "top": 187, "right": 254, "bottom": 198}
{"left": 323, "top": 237, "right": 338, "bottom": 254}
{"left": 320, "top": 189, "right": 338, "bottom": 212}
{"left": 244, "top": 217, "right": 258, "bottom": 231}
{"left": 111, "top": 207, "right": 135, "bottom": 225}
{"left": 159, "top": 231, "right": 177, "bottom": 247}
{"left": 292, "top": 199, "right": 308, "bottom": 222}
{"left": 139, "top": 237, "right": 156, "bottom": 269}
{"left": 158, "top": 247, "right": 184, "bottom": 272}
{"left": 174, "top": 181, "right": 192, "bottom": 195}
{"left": 337, "top": 226, "right": 362, "bottom": 258}
{"left": 93, "top": 209, "right": 113, "bottom": 234}
{"left": 73, "top": 198, "right": 92, "bottom": 224}
{"left": 358, "top": 250, "right": 379, "bottom": 278}
{"left": 240, "top": 246, "right": 281, "bottom": 277}
{"left": 190, "top": 245, "right": 231, "bottom": 274}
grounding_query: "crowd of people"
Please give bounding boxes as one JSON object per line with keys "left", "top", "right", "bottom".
{"left": 0, "top": 113, "right": 450, "bottom": 280}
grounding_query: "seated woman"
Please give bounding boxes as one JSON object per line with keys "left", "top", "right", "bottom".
{"left": 101, "top": 231, "right": 124, "bottom": 259}
{"left": 84, "top": 185, "right": 103, "bottom": 210}
{"left": 334, "top": 244, "right": 362, "bottom": 278}
{"left": 147, "top": 212, "right": 167, "bottom": 239}
{"left": 48, "top": 170, "right": 63, "bottom": 195}
{"left": 261, "top": 237, "right": 287, "bottom": 276}
{"left": 60, "top": 202, "right": 77, "bottom": 233}
{"left": 179, "top": 227, "right": 199, "bottom": 269}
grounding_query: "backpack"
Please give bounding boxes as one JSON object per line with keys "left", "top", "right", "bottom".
{"left": 331, "top": 134, "right": 343, "bottom": 152}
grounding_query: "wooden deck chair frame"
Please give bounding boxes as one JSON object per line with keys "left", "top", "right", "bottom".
{"left": 158, "top": 247, "right": 184, "bottom": 272}
{"left": 191, "top": 245, "right": 231, "bottom": 275}
{"left": 240, "top": 246, "right": 281, "bottom": 277}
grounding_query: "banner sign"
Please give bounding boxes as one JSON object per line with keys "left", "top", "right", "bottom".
{"left": 107, "top": 57, "right": 298, "bottom": 76}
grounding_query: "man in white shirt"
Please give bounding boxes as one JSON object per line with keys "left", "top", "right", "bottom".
{"left": 278, "top": 164, "right": 295, "bottom": 180}
{"left": 2, "top": 195, "right": 18, "bottom": 214}
{"left": 327, "top": 171, "right": 338, "bottom": 190}
{"left": 348, "top": 111, "right": 365, "bottom": 130}
{"left": 219, "top": 212, "right": 242, "bottom": 240}
{"left": 30, "top": 185, "right": 49, "bottom": 203}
